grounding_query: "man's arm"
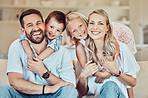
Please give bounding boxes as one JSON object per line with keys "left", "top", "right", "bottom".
{"left": 8, "top": 72, "right": 73, "bottom": 94}
{"left": 27, "top": 57, "right": 64, "bottom": 85}
{"left": 8, "top": 72, "right": 43, "bottom": 94}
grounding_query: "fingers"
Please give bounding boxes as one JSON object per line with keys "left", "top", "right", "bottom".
{"left": 85, "top": 60, "right": 93, "bottom": 66}
{"left": 114, "top": 52, "right": 119, "bottom": 60}
{"left": 33, "top": 57, "right": 40, "bottom": 61}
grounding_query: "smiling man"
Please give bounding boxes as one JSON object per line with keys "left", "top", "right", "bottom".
{"left": 0, "top": 9, "right": 78, "bottom": 98}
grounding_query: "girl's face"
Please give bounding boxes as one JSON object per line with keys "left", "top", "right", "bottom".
{"left": 45, "top": 17, "right": 64, "bottom": 39}
{"left": 67, "top": 18, "right": 88, "bottom": 40}
{"left": 88, "top": 13, "right": 109, "bottom": 40}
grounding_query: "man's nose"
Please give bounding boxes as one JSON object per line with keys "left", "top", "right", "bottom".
{"left": 33, "top": 25, "right": 39, "bottom": 31}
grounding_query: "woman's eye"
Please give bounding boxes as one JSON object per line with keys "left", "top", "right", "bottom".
{"left": 99, "top": 23, "right": 104, "bottom": 25}
{"left": 80, "top": 24, "right": 82, "bottom": 27}
{"left": 89, "top": 22, "right": 94, "bottom": 24}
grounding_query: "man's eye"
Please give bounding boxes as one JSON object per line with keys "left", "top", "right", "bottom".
{"left": 37, "top": 22, "right": 41, "bottom": 25}
{"left": 27, "top": 25, "right": 33, "bottom": 27}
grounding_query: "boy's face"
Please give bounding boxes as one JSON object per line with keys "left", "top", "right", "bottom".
{"left": 45, "top": 17, "right": 64, "bottom": 39}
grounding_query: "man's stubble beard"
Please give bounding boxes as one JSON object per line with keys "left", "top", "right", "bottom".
{"left": 25, "top": 29, "right": 45, "bottom": 44}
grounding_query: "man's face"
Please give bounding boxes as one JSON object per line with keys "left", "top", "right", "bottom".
{"left": 22, "top": 14, "right": 45, "bottom": 44}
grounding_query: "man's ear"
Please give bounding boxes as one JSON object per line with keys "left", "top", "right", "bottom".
{"left": 21, "top": 27, "right": 26, "bottom": 36}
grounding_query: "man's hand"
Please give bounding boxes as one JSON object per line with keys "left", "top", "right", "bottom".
{"left": 27, "top": 57, "right": 47, "bottom": 76}
{"left": 46, "top": 81, "right": 74, "bottom": 93}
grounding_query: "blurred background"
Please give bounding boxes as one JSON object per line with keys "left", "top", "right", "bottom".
{"left": 0, "top": 0, "right": 148, "bottom": 61}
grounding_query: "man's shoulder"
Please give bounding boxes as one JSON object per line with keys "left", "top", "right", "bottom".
{"left": 9, "top": 39, "right": 22, "bottom": 49}
{"left": 58, "top": 45, "right": 69, "bottom": 52}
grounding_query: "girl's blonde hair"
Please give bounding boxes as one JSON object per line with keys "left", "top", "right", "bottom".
{"left": 66, "top": 12, "right": 88, "bottom": 47}
{"left": 86, "top": 9, "right": 116, "bottom": 63}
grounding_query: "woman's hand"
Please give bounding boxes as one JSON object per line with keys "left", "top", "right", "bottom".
{"left": 102, "top": 53, "right": 119, "bottom": 75}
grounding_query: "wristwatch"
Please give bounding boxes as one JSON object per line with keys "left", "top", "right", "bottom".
{"left": 42, "top": 71, "right": 50, "bottom": 79}
{"left": 114, "top": 70, "right": 121, "bottom": 77}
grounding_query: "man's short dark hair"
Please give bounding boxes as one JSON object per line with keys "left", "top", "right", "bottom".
{"left": 45, "top": 11, "right": 66, "bottom": 31}
{"left": 19, "top": 9, "right": 44, "bottom": 28}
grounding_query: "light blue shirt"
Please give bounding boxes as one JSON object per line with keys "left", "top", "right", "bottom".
{"left": 7, "top": 39, "right": 76, "bottom": 86}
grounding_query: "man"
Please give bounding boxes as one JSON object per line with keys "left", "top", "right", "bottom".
{"left": 0, "top": 9, "right": 78, "bottom": 98}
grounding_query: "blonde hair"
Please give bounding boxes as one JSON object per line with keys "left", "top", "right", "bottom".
{"left": 66, "top": 12, "right": 88, "bottom": 47}
{"left": 86, "top": 9, "right": 116, "bottom": 63}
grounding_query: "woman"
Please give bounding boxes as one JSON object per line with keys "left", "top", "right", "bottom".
{"left": 66, "top": 11, "right": 137, "bottom": 97}
{"left": 77, "top": 9, "right": 140, "bottom": 98}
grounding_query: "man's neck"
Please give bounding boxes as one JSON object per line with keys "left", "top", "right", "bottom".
{"left": 28, "top": 38, "right": 47, "bottom": 55}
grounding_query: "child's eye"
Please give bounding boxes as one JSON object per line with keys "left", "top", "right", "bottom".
{"left": 50, "top": 26, "right": 53, "bottom": 28}
{"left": 99, "top": 22, "right": 104, "bottom": 25}
{"left": 57, "top": 29, "right": 61, "bottom": 32}
{"left": 73, "top": 30, "right": 76, "bottom": 33}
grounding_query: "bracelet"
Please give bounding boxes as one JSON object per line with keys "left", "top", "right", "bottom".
{"left": 42, "top": 85, "right": 46, "bottom": 95}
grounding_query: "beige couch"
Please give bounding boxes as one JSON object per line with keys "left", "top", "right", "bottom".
{"left": 0, "top": 59, "right": 148, "bottom": 98}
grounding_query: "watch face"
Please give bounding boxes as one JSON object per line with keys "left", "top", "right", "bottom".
{"left": 42, "top": 71, "right": 50, "bottom": 79}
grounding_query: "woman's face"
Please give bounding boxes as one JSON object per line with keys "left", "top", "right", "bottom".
{"left": 67, "top": 18, "right": 88, "bottom": 40}
{"left": 88, "top": 13, "right": 109, "bottom": 40}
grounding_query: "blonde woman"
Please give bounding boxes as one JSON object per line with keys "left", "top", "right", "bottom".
{"left": 77, "top": 9, "right": 140, "bottom": 98}
{"left": 66, "top": 12, "right": 137, "bottom": 97}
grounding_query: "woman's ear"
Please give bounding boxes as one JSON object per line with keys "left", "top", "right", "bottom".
{"left": 21, "top": 27, "right": 26, "bottom": 36}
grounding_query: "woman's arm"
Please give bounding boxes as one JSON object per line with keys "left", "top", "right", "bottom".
{"left": 21, "top": 40, "right": 34, "bottom": 60}
{"left": 103, "top": 53, "right": 136, "bottom": 87}
{"left": 76, "top": 41, "right": 87, "bottom": 68}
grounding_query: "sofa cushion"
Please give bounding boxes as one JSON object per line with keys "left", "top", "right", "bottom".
{"left": 0, "top": 59, "right": 9, "bottom": 84}
{"left": 134, "top": 61, "right": 148, "bottom": 98}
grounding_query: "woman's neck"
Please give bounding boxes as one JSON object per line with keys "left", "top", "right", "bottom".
{"left": 94, "top": 39, "right": 104, "bottom": 52}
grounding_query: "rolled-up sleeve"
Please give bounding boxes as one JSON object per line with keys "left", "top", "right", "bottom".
{"left": 7, "top": 39, "right": 23, "bottom": 75}
{"left": 46, "top": 35, "right": 62, "bottom": 52}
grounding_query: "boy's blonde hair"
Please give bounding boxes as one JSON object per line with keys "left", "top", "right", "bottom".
{"left": 66, "top": 12, "right": 88, "bottom": 47}
{"left": 86, "top": 9, "right": 116, "bottom": 63}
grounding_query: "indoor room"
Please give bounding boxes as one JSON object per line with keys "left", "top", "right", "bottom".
{"left": 0, "top": 0, "right": 148, "bottom": 98}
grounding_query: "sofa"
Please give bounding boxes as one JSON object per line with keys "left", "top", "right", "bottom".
{"left": 0, "top": 59, "right": 148, "bottom": 98}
